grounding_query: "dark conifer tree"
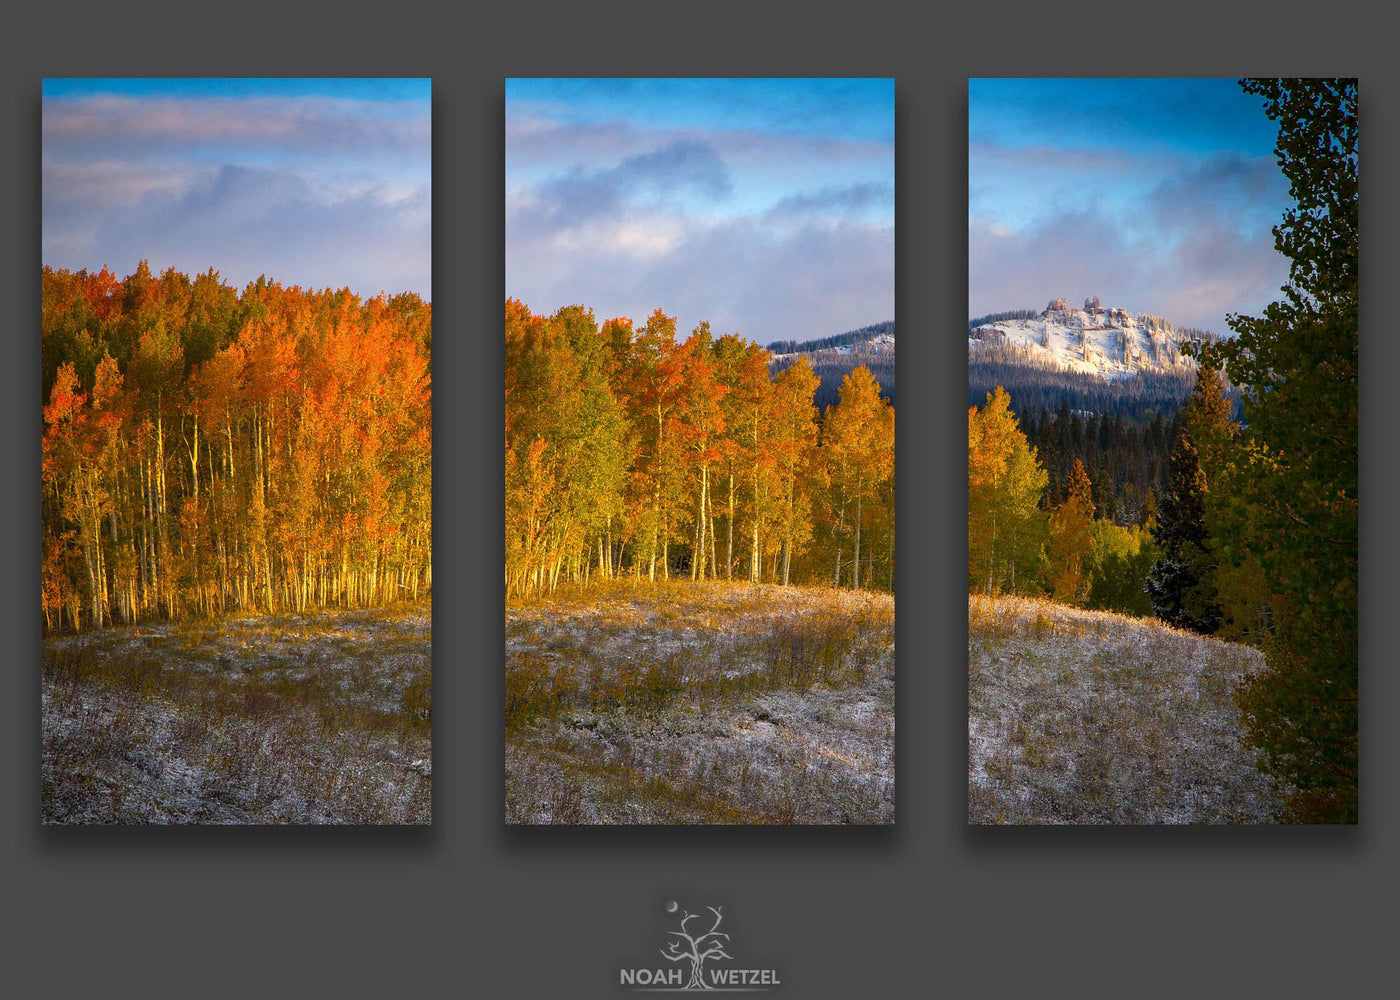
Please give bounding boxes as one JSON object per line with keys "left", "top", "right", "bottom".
{"left": 1145, "top": 431, "right": 1221, "bottom": 634}
{"left": 1192, "top": 78, "right": 1358, "bottom": 822}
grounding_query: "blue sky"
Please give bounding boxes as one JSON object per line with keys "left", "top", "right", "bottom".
{"left": 970, "top": 78, "right": 1291, "bottom": 332}
{"left": 506, "top": 78, "right": 894, "bottom": 344}
{"left": 42, "top": 78, "right": 431, "bottom": 298}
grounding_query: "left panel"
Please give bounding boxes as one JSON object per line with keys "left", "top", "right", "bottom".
{"left": 41, "top": 79, "right": 433, "bottom": 824}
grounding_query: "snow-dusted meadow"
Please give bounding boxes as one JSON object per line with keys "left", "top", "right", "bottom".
{"left": 506, "top": 582, "right": 895, "bottom": 824}
{"left": 969, "top": 594, "right": 1282, "bottom": 824}
{"left": 42, "top": 605, "right": 431, "bottom": 824}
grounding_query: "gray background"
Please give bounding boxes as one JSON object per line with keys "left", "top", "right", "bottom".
{"left": 4, "top": 3, "right": 1393, "bottom": 997}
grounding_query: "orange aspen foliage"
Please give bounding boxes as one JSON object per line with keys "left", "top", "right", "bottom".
{"left": 41, "top": 265, "right": 431, "bottom": 630}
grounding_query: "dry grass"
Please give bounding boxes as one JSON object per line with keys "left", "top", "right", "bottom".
{"left": 506, "top": 581, "right": 894, "bottom": 824}
{"left": 42, "top": 604, "right": 431, "bottom": 825}
{"left": 968, "top": 594, "right": 1283, "bottom": 824}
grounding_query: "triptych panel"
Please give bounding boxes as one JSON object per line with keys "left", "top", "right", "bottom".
{"left": 39, "top": 77, "right": 1357, "bottom": 828}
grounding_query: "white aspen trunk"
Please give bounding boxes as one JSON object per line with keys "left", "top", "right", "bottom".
{"left": 143, "top": 455, "right": 156, "bottom": 613}
{"left": 700, "top": 465, "right": 709, "bottom": 579}
{"left": 692, "top": 469, "right": 704, "bottom": 582}
{"left": 696, "top": 465, "right": 709, "bottom": 580}
{"left": 853, "top": 489, "right": 863, "bottom": 591}
{"left": 782, "top": 474, "right": 795, "bottom": 586}
{"left": 888, "top": 525, "right": 894, "bottom": 591}
{"left": 726, "top": 470, "right": 735, "bottom": 580}
{"left": 708, "top": 485, "right": 718, "bottom": 581}
{"left": 109, "top": 503, "right": 124, "bottom": 622}
{"left": 190, "top": 410, "right": 199, "bottom": 501}
{"left": 651, "top": 399, "right": 665, "bottom": 582}
{"left": 750, "top": 416, "right": 761, "bottom": 583}
{"left": 156, "top": 403, "right": 168, "bottom": 616}
{"left": 80, "top": 483, "right": 100, "bottom": 628}
{"left": 833, "top": 504, "right": 845, "bottom": 588}
{"left": 96, "top": 501, "right": 108, "bottom": 625}
{"left": 986, "top": 516, "right": 996, "bottom": 596}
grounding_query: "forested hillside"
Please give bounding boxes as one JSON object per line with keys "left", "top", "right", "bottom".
{"left": 769, "top": 321, "right": 895, "bottom": 411}
{"left": 969, "top": 348, "right": 1201, "bottom": 422}
{"left": 42, "top": 264, "right": 432, "bottom": 633}
{"left": 968, "top": 304, "right": 1244, "bottom": 529}
{"left": 766, "top": 320, "right": 894, "bottom": 356}
{"left": 505, "top": 301, "right": 895, "bottom": 598}
{"left": 1019, "top": 401, "right": 1171, "bottom": 523}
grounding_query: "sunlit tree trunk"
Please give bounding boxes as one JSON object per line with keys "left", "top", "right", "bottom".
{"left": 725, "top": 471, "right": 735, "bottom": 580}
{"left": 853, "top": 487, "right": 863, "bottom": 591}
{"left": 833, "top": 505, "right": 845, "bottom": 588}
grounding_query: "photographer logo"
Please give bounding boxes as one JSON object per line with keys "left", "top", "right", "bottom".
{"left": 619, "top": 901, "right": 781, "bottom": 992}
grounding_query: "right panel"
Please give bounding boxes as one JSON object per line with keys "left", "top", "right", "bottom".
{"left": 967, "top": 78, "right": 1358, "bottom": 824}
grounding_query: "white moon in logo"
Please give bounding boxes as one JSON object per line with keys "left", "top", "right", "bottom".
{"left": 665, "top": 900, "right": 679, "bottom": 913}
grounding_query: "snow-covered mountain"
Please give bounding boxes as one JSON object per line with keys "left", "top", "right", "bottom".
{"left": 969, "top": 297, "right": 1211, "bottom": 381}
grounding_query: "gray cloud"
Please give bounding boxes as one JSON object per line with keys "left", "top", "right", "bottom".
{"left": 507, "top": 119, "right": 893, "bottom": 343}
{"left": 506, "top": 113, "right": 644, "bottom": 167}
{"left": 970, "top": 150, "right": 1289, "bottom": 331}
{"left": 766, "top": 182, "right": 893, "bottom": 221}
{"left": 51, "top": 163, "right": 429, "bottom": 297}
{"left": 617, "top": 141, "right": 732, "bottom": 199}
{"left": 969, "top": 139, "right": 1164, "bottom": 176}
{"left": 514, "top": 139, "right": 732, "bottom": 237}
{"left": 42, "top": 160, "right": 202, "bottom": 261}
{"left": 508, "top": 208, "right": 892, "bottom": 344}
{"left": 969, "top": 204, "right": 1285, "bottom": 332}
{"left": 43, "top": 96, "right": 429, "bottom": 160}
{"left": 1144, "top": 152, "right": 1281, "bottom": 236}
{"left": 42, "top": 94, "right": 431, "bottom": 297}
{"left": 507, "top": 114, "right": 891, "bottom": 181}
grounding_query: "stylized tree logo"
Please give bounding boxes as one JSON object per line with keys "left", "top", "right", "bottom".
{"left": 660, "top": 904, "right": 733, "bottom": 990}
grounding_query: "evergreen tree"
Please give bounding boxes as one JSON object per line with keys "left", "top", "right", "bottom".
{"left": 1192, "top": 79, "right": 1358, "bottom": 822}
{"left": 1182, "top": 363, "right": 1235, "bottom": 475}
{"left": 1145, "top": 430, "right": 1220, "bottom": 634}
